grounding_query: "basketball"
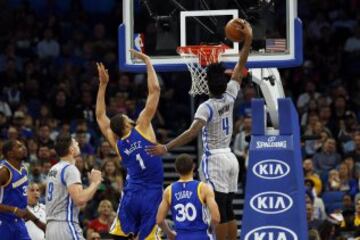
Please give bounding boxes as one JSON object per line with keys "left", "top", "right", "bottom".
{"left": 225, "top": 18, "right": 245, "bottom": 42}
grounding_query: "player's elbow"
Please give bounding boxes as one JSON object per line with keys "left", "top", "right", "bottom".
{"left": 156, "top": 214, "right": 165, "bottom": 226}
{"left": 73, "top": 196, "right": 87, "bottom": 207}
{"left": 211, "top": 214, "right": 220, "bottom": 225}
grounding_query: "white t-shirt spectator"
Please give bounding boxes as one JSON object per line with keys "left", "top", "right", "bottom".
{"left": 37, "top": 39, "right": 60, "bottom": 59}
{"left": 344, "top": 36, "right": 360, "bottom": 52}
{"left": 0, "top": 100, "right": 12, "bottom": 117}
{"left": 26, "top": 203, "right": 46, "bottom": 240}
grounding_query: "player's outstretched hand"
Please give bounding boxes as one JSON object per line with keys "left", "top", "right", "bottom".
{"left": 146, "top": 144, "right": 167, "bottom": 156}
{"left": 96, "top": 62, "right": 109, "bottom": 86}
{"left": 88, "top": 169, "right": 103, "bottom": 185}
{"left": 234, "top": 19, "right": 253, "bottom": 40}
{"left": 129, "top": 49, "right": 150, "bottom": 62}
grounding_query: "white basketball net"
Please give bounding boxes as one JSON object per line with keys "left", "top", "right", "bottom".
{"left": 177, "top": 45, "right": 228, "bottom": 96}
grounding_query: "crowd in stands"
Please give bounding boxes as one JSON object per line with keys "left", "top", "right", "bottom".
{"left": 0, "top": 0, "right": 359, "bottom": 239}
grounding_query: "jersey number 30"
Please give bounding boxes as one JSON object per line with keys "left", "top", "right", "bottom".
{"left": 174, "top": 203, "right": 197, "bottom": 222}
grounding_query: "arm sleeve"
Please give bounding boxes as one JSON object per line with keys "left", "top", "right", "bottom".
{"left": 64, "top": 165, "right": 82, "bottom": 187}
{"left": 194, "top": 103, "right": 211, "bottom": 122}
{"left": 226, "top": 80, "right": 240, "bottom": 100}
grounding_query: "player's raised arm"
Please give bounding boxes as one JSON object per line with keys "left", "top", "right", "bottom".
{"left": 231, "top": 19, "right": 253, "bottom": 84}
{"left": 132, "top": 49, "right": 161, "bottom": 132}
{"left": 95, "top": 63, "right": 117, "bottom": 150}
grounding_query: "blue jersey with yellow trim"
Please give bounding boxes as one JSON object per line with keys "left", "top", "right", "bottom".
{"left": 117, "top": 127, "right": 163, "bottom": 188}
{"left": 170, "top": 180, "right": 209, "bottom": 232}
{"left": 0, "top": 160, "right": 28, "bottom": 221}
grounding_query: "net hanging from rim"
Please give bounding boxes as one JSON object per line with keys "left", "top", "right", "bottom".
{"left": 177, "top": 44, "right": 229, "bottom": 96}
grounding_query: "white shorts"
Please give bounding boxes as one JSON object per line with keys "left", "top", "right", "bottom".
{"left": 46, "top": 221, "right": 85, "bottom": 240}
{"left": 199, "top": 148, "right": 239, "bottom": 193}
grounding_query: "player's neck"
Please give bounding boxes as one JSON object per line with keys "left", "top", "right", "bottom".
{"left": 61, "top": 155, "right": 76, "bottom": 165}
{"left": 178, "top": 174, "right": 193, "bottom": 182}
{"left": 7, "top": 159, "right": 22, "bottom": 170}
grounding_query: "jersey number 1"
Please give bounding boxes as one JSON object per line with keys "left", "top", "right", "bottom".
{"left": 136, "top": 154, "right": 146, "bottom": 170}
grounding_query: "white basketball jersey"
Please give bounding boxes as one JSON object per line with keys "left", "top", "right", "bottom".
{"left": 194, "top": 80, "right": 240, "bottom": 153}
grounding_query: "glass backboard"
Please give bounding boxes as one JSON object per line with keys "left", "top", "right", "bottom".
{"left": 119, "top": 0, "right": 303, "bottom": 72}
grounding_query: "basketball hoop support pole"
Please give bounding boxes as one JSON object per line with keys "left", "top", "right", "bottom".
{"left": 250, "top": 68, "right": 284, "bottom": 129}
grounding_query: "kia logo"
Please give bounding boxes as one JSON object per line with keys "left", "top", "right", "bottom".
{"left": 252, "top": 159, "right": 290, "bottom": 180}
{"left": 250, "top": 191, "right": 293, "bottom": 214}
{"left": 244, "top": 226, "right": 298, "bottom": 240}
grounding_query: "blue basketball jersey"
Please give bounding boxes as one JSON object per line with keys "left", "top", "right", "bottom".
{"left": 170, "top": 180, "right": 209, "bottom": 233}
{"left": 117, "top": 127, "right": 163, "bottom": 188}
{"left": 0, "top": 160, "right": 28, "bottom": 221}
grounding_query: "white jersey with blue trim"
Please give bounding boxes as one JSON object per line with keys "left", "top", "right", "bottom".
{"left": 194, "top": 80, "right": 240, "bottom": 153}
{"left": 45, "top": 160, "right": 81, "bottom": 224}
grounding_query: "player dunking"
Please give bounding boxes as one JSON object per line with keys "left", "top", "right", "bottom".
{"left": 45, "top": 134, "right": 103, "bottom": 240}
{"left": 148, "top": 20, "right": 253, "bottom": 240}
{"left": 96, "top": 50, "right": 173, "bottom": 239}
{"left": 156, "top": 154, "right": 220, "bottom": 240}
{"left": 0, "top": 140, "right": 45, "bottom": 240}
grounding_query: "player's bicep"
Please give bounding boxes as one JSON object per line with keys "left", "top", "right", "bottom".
{"left": 156, "top": 188, "right": 171, "bottom": 224}
{"left": 67, "top": 183, "right": 83, "bottom": 203}
{"left": 0, "top": 166, "right": 10, "bottom": 186}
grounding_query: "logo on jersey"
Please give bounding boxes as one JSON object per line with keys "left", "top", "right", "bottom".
{"left": 250, "top": 191, "right": 293, "bottom": 214}
{"left": 252, "top": 159, "right": 290, "bottom": 180}
{"left": 244, "top": 226, "right": 298, "bottom": 240}
{"left": 256, "top": 136, "right": 287, "bottom": 149}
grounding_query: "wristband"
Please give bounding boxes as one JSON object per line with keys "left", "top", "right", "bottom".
{"left": 164, "top": 145, "right": 168, "bottom": 152}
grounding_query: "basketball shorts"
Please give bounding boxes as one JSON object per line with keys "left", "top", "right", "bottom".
{"left": 0, "top": 217, "right": 31, "bottom": 240}
{"left": 110, "top": 187, "right": 162, "bottom": 239}
{"left": 199, "top": 148, "right": 239, "bottom": 193}
{"left": 46, "top": 221, "right": 85, "bottom": 240}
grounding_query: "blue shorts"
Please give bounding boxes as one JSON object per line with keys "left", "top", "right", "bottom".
{"left": 110, "top": 187, "right": 162, "bottom": 239}
{"left": 0, "top": 217, "right": 31, "bottom": 240}
{"left": 176, "top": 230, "right": 211, "bottom": 240}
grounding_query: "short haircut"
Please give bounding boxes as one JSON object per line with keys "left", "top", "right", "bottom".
{"left": 206, "top": 63, "right": 228, "bottom": 97}
{"left": 2, "top": 140, "right": 16, "bottom": 158}
{"left": 110, "top": 114, "right": 126, "bottom": 138}
{"left": 55, "top": 134, "right": 72, "bottom": 157}
{"left": 175, "top": 154, "right": 194, "bottom": 175}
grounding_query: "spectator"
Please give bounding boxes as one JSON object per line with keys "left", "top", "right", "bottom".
{"left": 37, "top": 124, "right": 54, "bottom": 148}
{"left": 326, "top": 169, "right": 341, "bottom": 192}
{"left": 344, "top": 26, "right": 360, "bottom": 53}
{"left": 0, "top": 97, "right": 12, "bottom": 118}
{"left": 86, "top": 200, "right": 115, "bottom": 239}
{"left": 313, "top": 138, "right": 341, "bottom": 175}
{"left": 297, "top": 81, "right": 320, "bottom": 114}
{"left": 352, "top": 133, "right": 360, "bottom": 163}
{"left": 13, "top": 111, "right": 33, "bottom": 139}
{"left": 25, "top": 183, "right": 46, "bottom": 240}
{"left": 338, "top": 162, "right": 358, "bottom": 197}
{"left": 88, "top": 231, "right": 101, "bottom": 240}
{"left": 233, "top": 115, "right": 251, "bottom": 158}
{"left": 303, "top": 158, "right": 323, "bottom": 195}
{"left": 36, "top": 28, "right": 60, "bottom": 59}
{"left": 307, "top": 202, "right": 323, "bottom": 231}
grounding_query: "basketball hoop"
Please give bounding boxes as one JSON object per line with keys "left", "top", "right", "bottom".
{"left": 177, "top": 44, "right": 229, "bottom": 96}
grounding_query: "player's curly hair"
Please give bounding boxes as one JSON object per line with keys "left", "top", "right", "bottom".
{"left": 206, "top": 63, "right": 228, "bottom": 97}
